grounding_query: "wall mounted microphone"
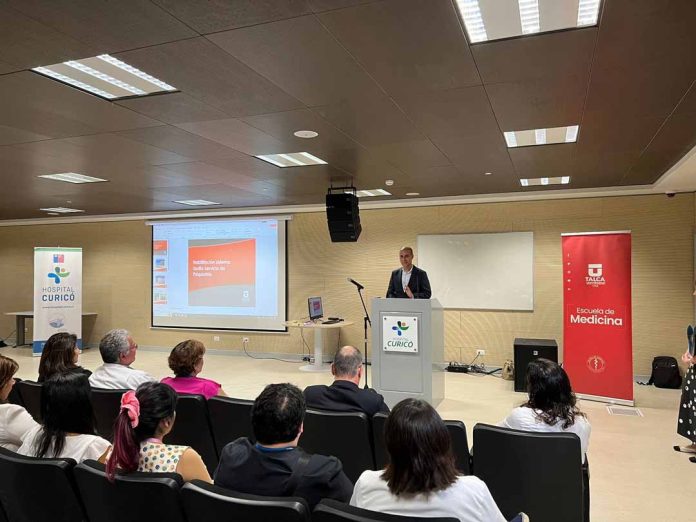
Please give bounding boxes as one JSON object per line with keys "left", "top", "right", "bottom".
{"left": 347, "top": 278, "right": 364, "bottom": 290}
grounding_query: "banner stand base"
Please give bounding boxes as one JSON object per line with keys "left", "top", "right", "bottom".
{"left": 577, "top": 392, "right": 634, "bottom": 407}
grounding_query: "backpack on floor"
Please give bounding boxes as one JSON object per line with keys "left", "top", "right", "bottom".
{"left": 646, "top": 356, "right": 682, "bottom": 389}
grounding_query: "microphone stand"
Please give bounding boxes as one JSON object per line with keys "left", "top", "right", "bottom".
{"left": 352, "top": 282, "right": 372, "bottom": 389}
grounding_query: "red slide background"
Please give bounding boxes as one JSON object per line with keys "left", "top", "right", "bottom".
{"left": 562, "top": 233, "right": 633, "bottom": 402}
{"left": 188, "top": 239, "right": 256, "bottom": 292}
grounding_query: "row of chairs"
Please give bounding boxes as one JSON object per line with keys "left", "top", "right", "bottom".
{"left": 10, "top": 380, "right": 588, "bottom": 522}
{"left": 0, "top": 448, "right": 458, "bottom": 522}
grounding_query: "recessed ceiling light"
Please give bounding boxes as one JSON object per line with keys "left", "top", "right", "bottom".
{"left": 519, "top": 177, "right": 570, "bottom": 187}
{"left": 385, "top": 180, "right": 394, "bottom": 186}
{"left": 173, "top": 200, "right": 222, "bottom": 206}
{"left": 456, "top": 0, "right": 601, "bottom": 43}
{"left": 484, "top": 172, "right": 493, "bottom": 176}
{"left": 39, "top": 207, "right": 85, "bottom": 213}
{"left": 255, "top": 152, "right": 327, "bottom": 167}
{"left": 293, "top": 130, "right": 319, "bottom": 139}
{"left": 347, "top": 189, "right": 392, "bottom": 197}
{"left": 504, "top": 125, "right": 579, "bottom": 148}
{"left": 406, "top": 192, "right": 420, "bottom": 196}
{"left": 32, "top": 54, "right": 176, "bottom": 100}
{"left": 38, "top": 172, "right": 108, "bottom": 184}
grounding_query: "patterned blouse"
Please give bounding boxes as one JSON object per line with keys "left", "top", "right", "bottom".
{"left": 138, "top": 440, "right": 189, "bottom": 473}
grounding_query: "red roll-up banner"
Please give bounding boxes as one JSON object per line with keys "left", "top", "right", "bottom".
{"left": 562, "top": 232, "right": 633, "bottom": 404}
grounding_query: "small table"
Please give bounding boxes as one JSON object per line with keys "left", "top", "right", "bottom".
{"left": 284, "top": 320, "right": 354, "bottom": 372}
{"left": 5, "top": 311, "right": 98, "bottom": 346}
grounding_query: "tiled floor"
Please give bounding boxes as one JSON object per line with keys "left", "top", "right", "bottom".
{"left": 2, "top": 345, "right": 691, "bottom": 522}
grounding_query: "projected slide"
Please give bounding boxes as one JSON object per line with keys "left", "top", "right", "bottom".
{"left": 151, "top": 218, "right": 287, "bottom": 331}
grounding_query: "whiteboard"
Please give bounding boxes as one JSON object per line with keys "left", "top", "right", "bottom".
{"left": 417, "top": 232, "right": 534, "bottom": 311}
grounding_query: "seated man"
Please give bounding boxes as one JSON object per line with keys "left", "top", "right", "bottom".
{"left": 214, "top": 383, "right": 352, "bottom": 508}
{"left": 89, "top": 329, "right": 155, "bottom": 389}
{"left": 304, "top": 345, "right": 389, "bottom": 416}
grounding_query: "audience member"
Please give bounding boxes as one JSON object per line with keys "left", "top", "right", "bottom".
{"left": 304, "top": 346, "right": 389, "bottom": 416}
{"left": 17, "top": 373, "right": 110, "bottom": 462}
{"left": 351, "top": 399, "right": 515, "bottom": 521}
{"left": 0, "top": 355, "right": 38, "bottom": 451}
{"left": 89, "top": 329, "right": 155, "bottom": 389}
{"left": 215, "top": 383, "right": 352, "bottom": 508}
{"left": 499, "top": 358, "right": 590, "bottom": 461}
{"left": 106, "top": 382, "right": 211, "bottom": 482}
{"left": 38, "top": 332, "right": 91, "bottom": 383}
{"left": 161, "top": 339, "right": 226, "bottom": 399}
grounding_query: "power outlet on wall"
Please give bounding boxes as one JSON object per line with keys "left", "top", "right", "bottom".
{"left": 476, "top": 349, "right": 486, "bottom": 356}
{"left": 213, "top": 335, "right": 220, "bottom": 342}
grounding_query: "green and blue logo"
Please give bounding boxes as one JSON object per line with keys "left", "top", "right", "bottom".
{"left": 48, "top": 266, "right": 70, "bottom": 284}
{"left": 391, "top": 321, "right": 409, "bottom": 336}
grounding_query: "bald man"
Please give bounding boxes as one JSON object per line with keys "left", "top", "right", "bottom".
{"left": 304, "top": 346, "right": 389, "bottom": 416}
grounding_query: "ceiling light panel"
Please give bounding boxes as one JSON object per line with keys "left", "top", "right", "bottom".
{"left": 504, "top": 125, "right": 579, "bottom": 147}
{"left": 38, "top": 172, "right": 108, "bottom": 184}
{"left": 32, "top": 55, "right": 176, "bottom": 100}
{"left": 519, "top": 176, "right": 571, "bottom": 186}
{"left": 456, "top": 0, "right": 602, "bottom": 43}
{"left": 255, "top": 152, "right": 328, "bottom": 168}
{"left": 174, "top": 200, "right": 222, "bottom": 206}
{"left": 348, "top": 189, "right": 392, "bottom": 197}
{"left": 39, "top": 207, "right": 85, "bottom": 213}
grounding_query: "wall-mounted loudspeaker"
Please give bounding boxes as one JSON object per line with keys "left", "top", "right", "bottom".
{"left": 326, "top": 192, "right": 361, "bottom": 242}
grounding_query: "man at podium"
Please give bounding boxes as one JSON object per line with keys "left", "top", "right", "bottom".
{"left": 386, "top": 246, "right": 431, "bottom": 299}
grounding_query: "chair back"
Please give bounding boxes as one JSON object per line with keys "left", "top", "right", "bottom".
{"left": 182, "top": 480, "right": 310, "bottom": 522}
{"left": 163, "top": 393, "right": 219, "bottom": 474}
{"left": 207, "top": 396, "right": 254, "bottom": 454}
{"left": 372, "top": 414, "right": 471, "bottom": 475}
{"left": 0, "top": 447, "right": 84, "bottom": 522}
{"left": 74, "top": 460, "right": 186, "bottom": 522}
{"left": 7, "top": 379, "right": 23, "bottom": 407}
{"left": 300, "top": 409, "right": 374, "bottom": 483}
{"left": 91, "top": 388, "right": 128, "bottom": 441}
{"left": 313, "top": 499, "right": 458, "bottom": 522}
{"left": 473, "top": 423, "right": 583, "bottom": 522}
{"left": 16, "top": 380, "right": 42, "bottom": 421}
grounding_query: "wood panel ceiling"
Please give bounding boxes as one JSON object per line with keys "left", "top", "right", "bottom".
{"left": 0, "top": 0, "right": 695, "bottom": 219}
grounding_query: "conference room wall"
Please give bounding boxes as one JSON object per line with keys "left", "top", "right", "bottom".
{"left": 0, "top": 192, "right": 691, "bottom": 374}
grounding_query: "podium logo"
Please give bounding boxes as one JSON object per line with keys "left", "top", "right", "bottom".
{"left": 391, "top": 321, "right": 409, "bottom": 336}
{"left": 586, "top": 355, "right": 606, "bottom": 373}
{"left": 48, "top": 266, "right": 70, "bottom": 284}
{"left": 585, "top": 263, "right": 605, "bottom": 287}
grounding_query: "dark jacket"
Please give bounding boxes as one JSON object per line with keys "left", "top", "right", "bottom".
{"left": 304, "top": 380, "right": 390, "bottom": 417}
{"left": 214, "top": 438, "right": 353, "bottom": 508}
{"left": 386, "top": 265, "right": 432, "bottom": 299}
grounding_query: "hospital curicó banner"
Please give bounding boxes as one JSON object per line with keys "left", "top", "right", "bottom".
{"left": 562, "top": 232, "right": 633, "bottom": 405}
{"left": 33, "top": 247, "right": 83, "bottom": 356}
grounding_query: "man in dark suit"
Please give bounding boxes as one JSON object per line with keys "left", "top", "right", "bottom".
{"left": 304, "top": 345, "right": 389, "bottom": 416}
{"left": 386, "top": 246, "right": 432, "bottom": 299}
{"left": 214, "top": 383, "right": 352, "bottom": 508}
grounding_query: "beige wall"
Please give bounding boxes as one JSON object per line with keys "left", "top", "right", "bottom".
{"left": 0, "top": 193, "right": 692, "bottom": 373}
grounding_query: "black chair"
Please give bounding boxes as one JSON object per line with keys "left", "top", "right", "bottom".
{"left": 207, "top": 396, "right": 255, "bottom": 454}
{"left": 300, "top": 409, "right": 374, "bottom": 483}
{"left": 7, "top": 379, "right": 23, "bottom": 407}
{"left": 163, "top": 393, "right": 219, "bottom": 475}
{"left": 15, "top": 380, "right": 42, "bottom": 422}
{"left": 74, "top": 460, "right": 186, "bottom": 522}
{"left": 473, "top": 423, "right": 584, "bottom": 522}
{"left": 372, "top": 414, "right": 471, "bottom": 474}
{"left": 91, "top": 388, "right": 128, "bottom": 441}
{"left": 313, "top": 499, "right": 459, "bottom": 522}
{"left": 182, "top": 479, "right": 310, "bottom": 522}
{"left": 583, "top": 458, "right": 590, "bottom": 522}
{"left": 0, "top": 446, "right": 85, "bottom": 522}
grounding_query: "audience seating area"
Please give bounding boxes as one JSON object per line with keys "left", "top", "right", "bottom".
{"left": 5, "top": 382, "right": 589, "bottom": 522}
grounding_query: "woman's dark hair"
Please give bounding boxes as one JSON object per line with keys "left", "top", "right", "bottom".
{"left": 106, "top": 382, "right": 177, "bottom": 480}
{"left": 382, "top": 398, "right": 458, "bottom": 496}
{"left": 168, "top": 339, "right": 205, "bottom": 377}
{"left": 0, "top": 355, "right": 19, "bottom": 402}
{"left": 525, "top": 358, "right": 586, "bottom": 429}
{"left": 35, "top": 372, "right": 96, "bottom": 458}
{"left": 38, "top": 332, "right": 78, "bottom": 383}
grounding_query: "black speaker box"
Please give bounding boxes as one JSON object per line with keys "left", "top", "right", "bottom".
{"left": 513, "top": 338, "right": 558, "bottom": 392}
{"left": 326, "top": 193, "right": 361, "bottom": 242}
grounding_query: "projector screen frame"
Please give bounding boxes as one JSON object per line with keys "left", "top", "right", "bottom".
{"left": 148, "top": 216, "right": 289, "bottom": 333}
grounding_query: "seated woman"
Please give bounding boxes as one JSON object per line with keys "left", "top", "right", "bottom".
{"left": 351, "top": 398, "right": 519, "bottom": 522}
{"left": 37, "top": 332, "right": 91, "bottom": 383}
{"left": 17, "top": 372, "right": 110, "bottom": 462}
{"left": 161, "top": 340, "right": 226, "bottom": 399}
{"left": 499, "top": 358, "right": 590, "bottom": 461}
{"left": 0, "top": 355, "right": 39, "bottom": 451}
{"left": 106, "top": 382, "right": 211, "bottom": 482}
